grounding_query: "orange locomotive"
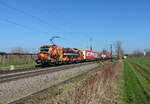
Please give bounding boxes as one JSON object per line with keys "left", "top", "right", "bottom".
{"left": 36, "top": 45, "right": 83, "bottom": 65}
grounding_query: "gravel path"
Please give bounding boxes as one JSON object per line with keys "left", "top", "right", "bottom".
{"left": 0, "top": 62, "right": 99, "bottom": 104}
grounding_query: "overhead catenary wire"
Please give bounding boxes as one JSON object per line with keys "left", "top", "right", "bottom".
{"left": 0, "top": 0, "right": 69, "bottom": 32}
{"left": 0, "top": 0, "right": 53, "bottom": 35}
{"left": 0, "top": 18, "right": 50, "bottom": 35}
{"left": 0, "top": 0, "right": 80, "bottom": 48}
{"left": 0, "top": 0, "right": 50, "bottom": 26}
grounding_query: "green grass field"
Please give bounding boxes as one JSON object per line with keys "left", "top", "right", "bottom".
{"left": 127, "top": 58, "right": 150, "bottom": 68}
{"left": 123, "top": 58, "right": 150, "bottom": 104}
{"left": 0, "top": 62, "right": 36, "bottom": 71}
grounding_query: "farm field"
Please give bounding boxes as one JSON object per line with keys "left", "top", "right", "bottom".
{"left": 123, "top": 58, "right": 150, "bottom": 104}
{"left": 0, "top": 62, "right": 36, "bottom": 71}
{"left": 0, "top": 54, "right": 37, "bottom": 70}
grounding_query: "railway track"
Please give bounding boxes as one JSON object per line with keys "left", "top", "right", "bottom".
{"left": 0, "top": 62, "right": 96, "bottom": 83}
{"left": 0, "top": 61, "right": 100, "bottom": 104}
{"left": 9, "top": 65, "right": 101, "bottom": 104}
{"left": 9, "top": 61, "right": 114, "bottom": 104}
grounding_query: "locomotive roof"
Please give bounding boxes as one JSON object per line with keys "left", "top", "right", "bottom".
{"left": 40, "top": 45, "right": 79, "bottom": 50}
{"left": 40, "top": 45, "right": 57, "bottom": 48}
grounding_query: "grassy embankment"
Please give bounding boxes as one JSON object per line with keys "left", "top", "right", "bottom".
{"left": 0, "top": 54, "right": 37, "bottom": 70}
{"left": 123, "top": 58, "right": 150, "bottom": 104}
{"left": 0, "top": 62, "right": 36, "bottom": 71}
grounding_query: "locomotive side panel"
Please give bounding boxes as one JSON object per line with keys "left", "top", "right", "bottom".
{"left": 62, "top": 48, "right": 83, "bottom": 62}
{"left": 36, "top": 45, "right": 84, "bottom": 65}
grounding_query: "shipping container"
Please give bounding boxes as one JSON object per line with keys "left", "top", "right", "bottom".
{"left": 82, "top": 50, "right": 98, "bottom": 60}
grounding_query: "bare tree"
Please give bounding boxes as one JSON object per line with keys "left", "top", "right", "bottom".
{"left": 102, "top": 49, "right": 108, "bottom": 54}
{"left": 115, "top": 41, "right": 123, "bottom": 59}
{"left": 10, "top": 47, "right": 29, "bottom": 54}
{"left": 31, "top": 48, "right": 38, "bottom": 54}
{"left": 132, "top": 50, "right": 143, "bottom": 57}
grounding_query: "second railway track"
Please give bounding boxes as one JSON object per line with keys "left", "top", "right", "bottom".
{"left": 0, "top": 62, "right": 96, "bottom": 83}
{"left": 0, "top": 61, "right": 100, "bottom": 104}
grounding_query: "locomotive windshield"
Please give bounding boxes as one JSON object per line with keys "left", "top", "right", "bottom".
{"left": 40, "top": 48, "right": 49, "bottom": 53}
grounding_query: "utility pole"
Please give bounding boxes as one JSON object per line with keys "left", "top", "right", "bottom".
{"left": 110, "top": 44, "right": 112, "bottom": 62}
{"left": 90, "top": 45, "right": 92, "bottom": 51}
{"left": 89, "top": 38, "right": 92, "bottom": 51}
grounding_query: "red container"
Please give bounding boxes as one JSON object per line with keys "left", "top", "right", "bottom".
{"left": 82, "top": 50, "right": 98, "bottom": 60}
{"left": 106, "top": 54, "right": 111, "bottom": 59}
{"left": 97, "top": 53, "right": 102, "bottom": 59}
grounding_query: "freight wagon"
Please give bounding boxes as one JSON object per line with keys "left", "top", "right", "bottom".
{"left": 82, "top": 50, "right": 101, "bottom": 61}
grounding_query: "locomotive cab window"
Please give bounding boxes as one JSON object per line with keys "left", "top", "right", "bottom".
{"left": 40, "top": 48, "right": 49, "bottom": 53}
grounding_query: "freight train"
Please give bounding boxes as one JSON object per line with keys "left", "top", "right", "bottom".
{"left": 36, "top": 45, "right": 111, "bottom": 65}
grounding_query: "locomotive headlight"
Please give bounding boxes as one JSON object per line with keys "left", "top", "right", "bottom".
{"left": 40, "top": 54, "right": 44, "bottom": 57}
{"left": 48, "top": 56, "right": 51, "bottom": 60}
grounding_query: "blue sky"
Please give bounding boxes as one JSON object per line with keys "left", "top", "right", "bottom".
{"left": 0, "top": 0, "right": 150, "bottom": 53}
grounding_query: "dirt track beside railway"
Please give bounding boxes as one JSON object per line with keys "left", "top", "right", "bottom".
{"left": 0, "top": 62, "right": 99, "bottom": 104}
